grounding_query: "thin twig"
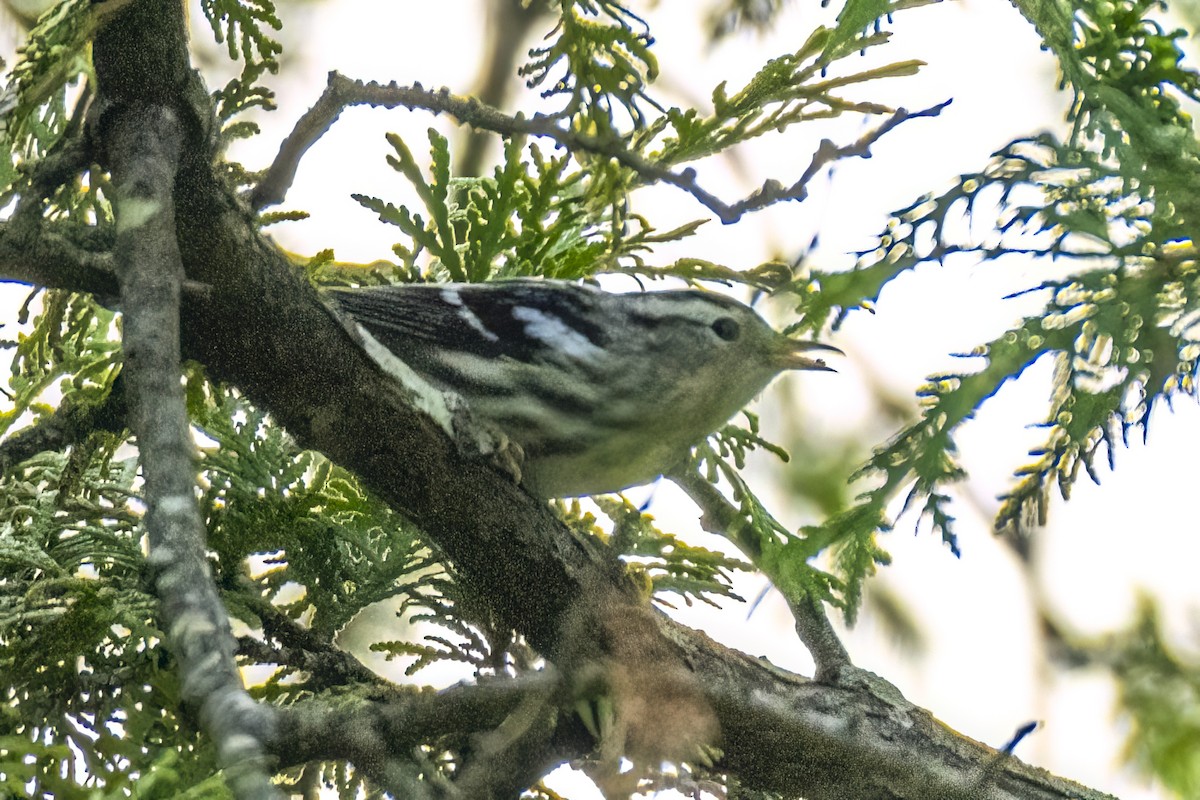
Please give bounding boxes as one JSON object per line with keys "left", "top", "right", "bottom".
{"left": 450, "top": 673, "right": 560, "bottom": 798}
{"left": 668, "top": 466, "right": 851, "bottom": 683}
{"left": 239, "top": 588, "right": 384, "bottom": 688}
{"left": 250, "top": 72, "right": 951, "bottom": 223}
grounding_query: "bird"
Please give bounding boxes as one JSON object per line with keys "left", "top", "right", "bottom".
{"left": 329, "top": 279, "right": 839, "bottom": 497}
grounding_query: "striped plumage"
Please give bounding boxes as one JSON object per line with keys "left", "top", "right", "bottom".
{"left": 330, "top": 280, "right": 837, "bottom": 498}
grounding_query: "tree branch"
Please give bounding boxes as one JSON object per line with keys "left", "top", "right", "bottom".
{"left": 251, "top": 72, "right": 950, "bottom": 223}
{"left": 92, "top": 3, "right": 280, "bottom": 797}
{"left": 267, "top": 638, "right": 1116, "bottom": 800}
{"left": 0, "top": 218, "right": 119, "bottom": 296}
{"left": 669, "top": 466, "right": 852, "bottom": 682}
{"left": 238, "top": 588, "right": 385, "bottom": 689}
{"left": 0, "top": 374, "right": 126, "bottom": 474}
{"left": 271, "top": 673, "right": 581, "bottom": 798}
{"left": 103, "top": 102, "right": 281, "bottom": 800}
{"left": 446, "top": 673, "right": 563, "bottom": 798}
{"left": 663, "top": 613, "right": 1116, "bottom": 800}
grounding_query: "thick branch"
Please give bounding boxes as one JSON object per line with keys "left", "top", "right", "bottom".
{"left": 269, "top": 637, "right": 1115, "bottom": 800}
{"left": 239, "top": 588, "right": 384, "bottom": 689}
{"left": 0, "top": 219, "right": 119, "bottom": 296}
{"left": 103, "top": 102, "right": 281, "bottom": 800}
{"left": 272, "top": 673, "right": 581, "bottom": 798}
{"left": 93, "top": 3, "right": 279, "bottom": 796}
{"left": 667, "top": 614, "right": 1116, "bottom": 800}
{"left": 0, "top": 375, "right": 125, "bottom": 474}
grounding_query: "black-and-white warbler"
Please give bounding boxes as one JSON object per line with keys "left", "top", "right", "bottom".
{"left": 330, "top": 280, "right": 838, "bottom": 498}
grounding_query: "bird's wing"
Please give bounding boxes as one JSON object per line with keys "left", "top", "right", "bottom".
{"left": 328, "top": 282, "right": 609, "bottom": 363}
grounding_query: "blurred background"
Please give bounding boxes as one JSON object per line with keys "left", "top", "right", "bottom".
{"left": 5, "top": 1, "right": 1196, "bottom": 797}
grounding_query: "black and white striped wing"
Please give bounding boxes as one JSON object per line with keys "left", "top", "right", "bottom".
{"left": 330, "top": 282, "right": 610, "bottom": 363}
{"left": 330, "top": 281, "right": 623, "bottom": 456}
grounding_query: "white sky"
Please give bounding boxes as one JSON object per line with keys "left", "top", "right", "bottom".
{"left": 6, "top": 0, "right": 1198, "bottom": 797}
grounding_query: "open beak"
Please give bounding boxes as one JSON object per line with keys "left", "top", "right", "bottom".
{"left": 777, "top": 339, "right": 843, "bottom": 372}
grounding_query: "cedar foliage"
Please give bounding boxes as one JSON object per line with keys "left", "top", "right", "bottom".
{"left": 1, "top": 0, "right": 1199, "bottom": 796}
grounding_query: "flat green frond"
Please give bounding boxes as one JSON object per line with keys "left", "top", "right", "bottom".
{"left": 851, "top": 319, "right": 1062, "bottom": 554}
{"left": 0, "top": 0, "right": 104, "bottom": 205}
{"left": 594, "top": 495, "right": 752, "bottom": 607}
{"left": 790, "top": 136, "right": 1096, "bottom": 333}
{"left": 353, "top": 133, "right": 673, "bottom": 282}
{"left": 522, "top": 0, "right": 661, "bottom": 130}
{"left": 0, "top": 292, "right": 120, "bottom": 442}
{"left": 824, "top": 503, "right": 891, "bottom": 622}
{"left": 709, "top": 412, "right": 791, "bottom": 469}
{"left": 385, "top": 562, "right": 520, "bottom": 676}
{"left": 658, "top": 31, "right": 921, "bottom": 167}
{"left": 0, "top": 439, "right": 218, "bottom": 797}
{"left": 188, "top": 376, "right": 436, "bottom": 640}
{"left": 198, "top": 0, "right": 282, "bottom": 73}
{"left": 212, "top": 61, "right": 277, "bottom": 136}
{"left": 822, "top": 0, "right": 892, "bottom": 60}
{"left": 1018, "top": 0, "right": 1200, "bottom": 247}
{"left": 995, "top": 264, "right": 1200, "bottom": 531}
{"left": 819, "top": 112, "right": 1200, "bottom": 538}
{"left": 686, "top": 438, "right": 844, "bottom": 611}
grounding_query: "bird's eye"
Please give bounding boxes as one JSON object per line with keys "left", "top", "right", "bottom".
{"left": 711, "top": 317, "right": 740, "bottom": 341}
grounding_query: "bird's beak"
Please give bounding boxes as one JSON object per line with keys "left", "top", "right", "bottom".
{"left": 776, "top": 339, "right": 843, "bottom": 372}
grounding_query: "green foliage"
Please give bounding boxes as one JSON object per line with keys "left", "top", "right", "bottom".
{"left": 212, "top": 61, "right": 277, "bottom": 146}
{"left": 346, "top": 0, "right": 933, "bottom": 285}
{"left": 0, "top": 443, "right": 216, "bottom": 797}
{"left": 186, "top": 375, "right": 437, "bottom": 642}
{"left": 0, "top": 291, "right": 120, "bottom": 441}
{"left": 671, "top": 47, "right": 1200, "bottom": 800}
{"left": 0, "top": 364, "right": 474, "bottom": 792}
{"left": 13, "top": 0, "right": 1200, "bottom": 794}
{"left": 652, "top": 24, "right": 922, "bottom": 169}
{"left": 370, "top": 566, "right": 512, "bottom": 676}
{"left": 0, "top": 0, "right": 92, "bottom": 134}
{"left": 355, "top": 130, "right": 472, "bottom": 281}
{"left": 823, "top": 0, "right": 892, "bottom": 58}
{"left": 590, "top": 496, "right": 752, "bottom": 607}
{"left": 200, "top": 0, "right": 282, "bottom": 186}
{"left": 0, "top": 0, "right": 95, "bottom": 201}
{"left": 778, "top": 0, "right": 1200, "bottom": 628}
{"left": 1112, "top": 601, "right": 1200, "bottom": 798}
{"left": 198, "top": 0, "right": 283, "bottom": 73}
{"left": 352, "top": 130, "right": 646, "bottom": 282}
{"left": 522, "top": 1, "right": 661, "bottom": 129}
{"left": 686, "top": 414, "right": 845, "bottom": 612}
